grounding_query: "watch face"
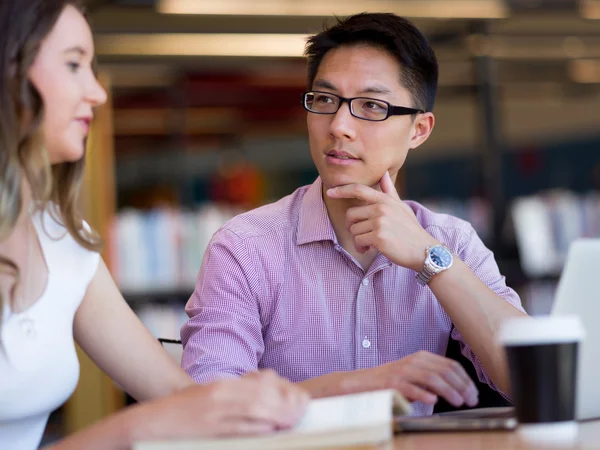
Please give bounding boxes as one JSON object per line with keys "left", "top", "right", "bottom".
{"left": 429, "top": 246, "right": 453, "bottom": 269}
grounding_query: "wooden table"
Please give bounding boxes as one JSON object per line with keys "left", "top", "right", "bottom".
{"left": 383, "top": 420, "right": 600, "bottom": 449}
{"left": 135, "top": 420, "right": 600, "bottom": 449}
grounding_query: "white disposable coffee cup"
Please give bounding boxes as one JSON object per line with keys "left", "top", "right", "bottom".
{"left": 498, "top": 315, "right": 585, "bottom": 446}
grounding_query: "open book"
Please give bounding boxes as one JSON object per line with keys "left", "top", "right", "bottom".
{"left": 134, "top": 389, "right": 412, "bottom": 450}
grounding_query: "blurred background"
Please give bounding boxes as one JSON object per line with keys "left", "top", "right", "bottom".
{"left": 47, "top": 0, "right": 600, "bottom": 443}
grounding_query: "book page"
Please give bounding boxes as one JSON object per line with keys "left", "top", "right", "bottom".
{"left": 294, "top": 389, "right": 408, "bottom": 433}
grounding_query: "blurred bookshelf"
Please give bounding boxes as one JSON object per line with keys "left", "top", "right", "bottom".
{"left": 110, "top": 205, "right": 238, "bottom": 296}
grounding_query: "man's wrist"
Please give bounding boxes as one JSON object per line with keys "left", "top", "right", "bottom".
{"left": 302, "top": 369, "right": 374, "bottom": 397}
{"left": 338, "top": 370, "right": 362, "bottom": 395}
{"left": 339, "top": 367, "right": 383, "bottom": 395}
{"left": 409, "top": 239, "right": 441, "bottom": 272}
{"left": 414, "top": 242, "right": 453, "bottom": 286}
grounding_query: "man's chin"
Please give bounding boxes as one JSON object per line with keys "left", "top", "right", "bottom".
{"left": 320, "top": 176, "right": 351, "bottom": 191}
{"left": 321, "top": 178, "right": 381, "bottom": 192}
{"left": 320, "top": 171, "right": 380, "bottom": 187}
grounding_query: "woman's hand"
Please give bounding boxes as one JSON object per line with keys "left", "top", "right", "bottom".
{"left": 127, "top": 370, "right": 310, "bottom": 442}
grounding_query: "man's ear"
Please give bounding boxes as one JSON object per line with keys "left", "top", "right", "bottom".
{"left": 409, "top": 112, "right": 435, "bottom": 150}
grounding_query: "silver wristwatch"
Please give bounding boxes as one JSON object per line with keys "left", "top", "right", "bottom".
{"left": 415, "top": 244, "right": 454, "bottom": 286}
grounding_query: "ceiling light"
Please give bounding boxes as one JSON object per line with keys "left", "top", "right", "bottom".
{"left": 467, "top": 36, "right": 600, "bottom": 60}
{"left": 95, "top": 33, "right": 309, "bottom": 58}
{"left": 158, "top": 0, "right": 508, "bottom": 19}
{"left": 581, "top": 0, "right": 600, "bottom": 18}
{"left": 569, "top": 59, "right": 600, "bottom": 83}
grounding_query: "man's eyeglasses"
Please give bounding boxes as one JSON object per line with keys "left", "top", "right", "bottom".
{"left": 301, "top": 91, "right": 424, "bottom": 122}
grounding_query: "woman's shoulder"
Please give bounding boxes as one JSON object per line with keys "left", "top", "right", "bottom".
{"left": 33, "top": 205, "right": 100, "bottom": 278}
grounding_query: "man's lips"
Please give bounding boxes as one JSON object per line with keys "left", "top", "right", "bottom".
{"left": 326, "top": 150, "right": 360, "bottom": 160}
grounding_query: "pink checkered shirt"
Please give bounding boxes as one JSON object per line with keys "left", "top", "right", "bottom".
{"left": 181, "top": 177, "right": 524, "bottom": 416}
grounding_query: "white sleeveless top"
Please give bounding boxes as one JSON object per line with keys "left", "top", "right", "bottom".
{"left": 0, "top": 209, "right": 100, "bottom": 450}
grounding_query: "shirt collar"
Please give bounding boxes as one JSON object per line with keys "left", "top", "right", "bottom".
{"left": 296, "top": 177, "right": 338, "bottom": 246}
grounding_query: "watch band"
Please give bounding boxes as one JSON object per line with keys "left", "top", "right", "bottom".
{"left": 415, "top": 264, "right": 437, "bottom": 286}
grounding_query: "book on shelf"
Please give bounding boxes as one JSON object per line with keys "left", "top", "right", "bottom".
{"left": 511, "top": 190, "right": 600, "bottom": 278}
{"left": 110, "top": 204, "right": 239, "bottom": 293}
{"left": 133, "top": 389, "right": 412, "bottom": 450}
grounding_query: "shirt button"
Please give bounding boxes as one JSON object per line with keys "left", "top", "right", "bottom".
{"left": 362, "top": 278, "right": 369, "bottom": 286}
{"left": 362, "top": 338, "right": 371, "bottom": 349}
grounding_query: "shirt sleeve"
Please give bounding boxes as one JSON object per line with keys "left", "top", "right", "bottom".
{"left": 180, "top": 227, "right": 265, "bottom": 384}
{"left": 449, "top": 225, "right": 526, "bottom": 394}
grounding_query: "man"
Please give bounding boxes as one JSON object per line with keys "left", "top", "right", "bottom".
{"left": 181, "top": 13, "right": 527, "bottom": 416}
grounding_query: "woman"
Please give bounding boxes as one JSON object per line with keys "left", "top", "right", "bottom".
{"left": 0, "top": 1, "right": 308, "bottom": 449}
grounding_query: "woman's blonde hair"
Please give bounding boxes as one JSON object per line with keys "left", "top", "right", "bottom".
{"left": 0, "top": 0, "right": 102, "bottom": 320}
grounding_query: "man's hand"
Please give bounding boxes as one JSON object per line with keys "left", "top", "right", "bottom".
{"left": 355, "top": 351, "right": 479, "bottom": 408}
{"left": 326, "top": 171, "right": 439, "bottom": 271}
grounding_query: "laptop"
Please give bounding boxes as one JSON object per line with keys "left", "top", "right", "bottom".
{"left": 395, "top": 407, "right": 517, "bottom": 432}
{"left": 551, "top": 238, "right": 600, "bottom": 420}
